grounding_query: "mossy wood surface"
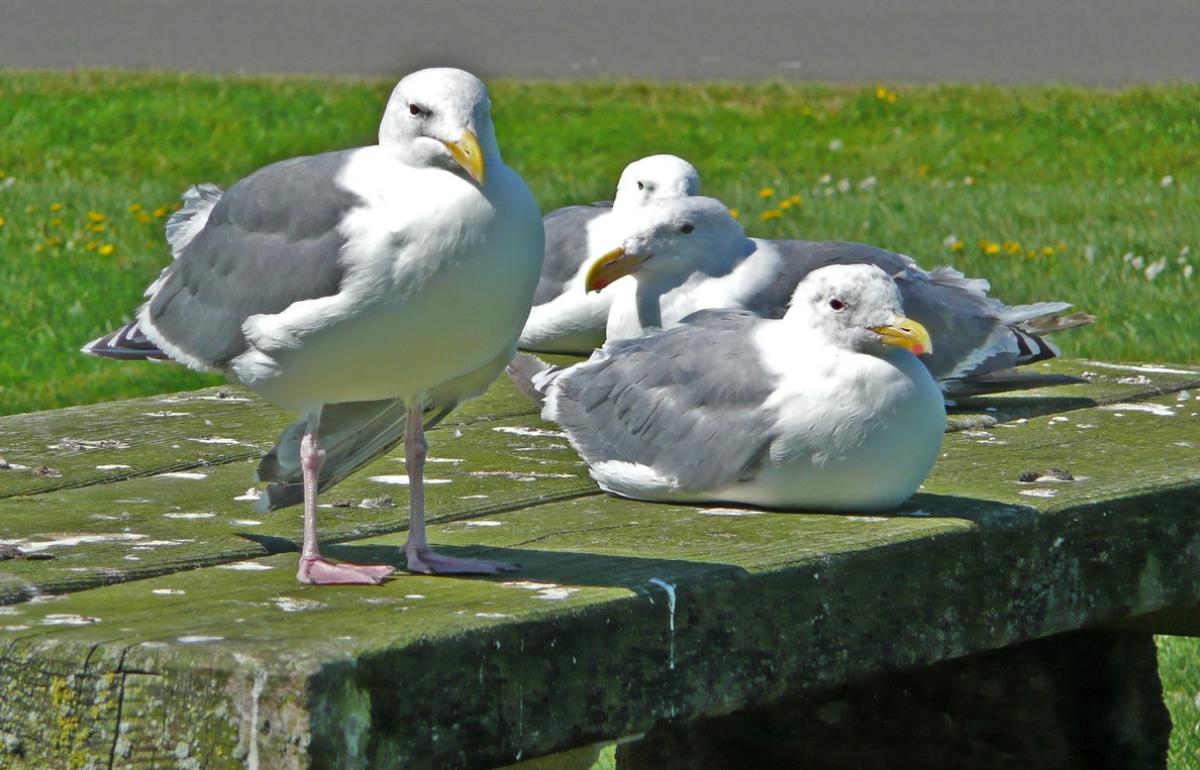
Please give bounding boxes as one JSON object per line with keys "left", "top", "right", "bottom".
{"left": 0, "top": 359, "right": 1198, "bottom": 769}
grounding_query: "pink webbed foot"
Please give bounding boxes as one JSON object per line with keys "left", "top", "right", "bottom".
{"left": 404, "top": 547, "right": 519, "bottom": 575}
{"left": 297, "top": 556, "right": 395, "bottom": 585}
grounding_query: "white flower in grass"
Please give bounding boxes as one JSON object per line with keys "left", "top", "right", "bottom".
{"left": 836, "top": 178, "right": 851, "bottom": 193}
{"left": 829, "top": 138, "right": 843, "bottom": 152}
{"left": 1145, "top": 258, "right": 1167, "bottom": 281}
{"left": 1161, "top": 175, "right": 1174, "bottom": 188}
{"left": 858, "top": 176, "right": 877, "bottom": 191}
{"left": 943, "top": 234, "right": 960, "bottom": 248}
{"left": 1184, "top": 264, "right": 1194, "bottom": 280}
{"left": 1132, "top": 256, "right": 1145, "bottom": 269}
{"left": 1084, "top": 245, "right": 1096, "bottom": 263}
{"left": 818, "top": 173, "right": 832, "bottom": 185}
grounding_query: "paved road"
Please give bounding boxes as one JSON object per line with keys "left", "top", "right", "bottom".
{"left": 4, "top": 0, "right": 1199, "bottom": 84}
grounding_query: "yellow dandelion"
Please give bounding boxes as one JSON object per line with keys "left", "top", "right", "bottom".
{"left": 876, "top": 86, "right": 888, "bottom": 100}
{"left": 1026, "top": 250, "right": 1037, "bottom": 258}
{"left": 918, "top": 163, "right": 930, "bottom": 176}
{"left": 729, "top": 208, "right": 740, "bottom": 219}
{"left": 981, "top": 241, "right": 1000, "bottom": 255}
{"left": 950, "top": 241, "right": 964, "bottom": 252}
{"left": 1042, "top": 246, "right": 1055, "bottom": 257}
{"left": 49, "top": 202, "right": 63, "bottom": 212}
{"left": 98, "top": 244, "right": 115, "bottom": 257}
{"left": 153, "top": 206, "right": 169, "bottom": 219}
{"left": 0, "top": 216, "right": 5, "bottom": 228}
{"left": 887, "top": 92, "right": 896, "bottom": 104}
{"left": 128, "top": 203, "right": 143, "bottom": 213}
{"left": 1003, "top": 240, "right": 1022, "bottom": 255}
{"left": 761, "top": 209, "right": 783, "bottom": 221}
{"left": 49, "top": 217, "right": 63, "bottom": 227}
{"left": 136, "top": 212, "right": 152, "bottom": 224}
{"left": 789, "top": 194, "right": 802, "bottom": 205}
{"left": 85, "top": 240, "right": 98, "bottom": 251}
{"left": 88, "top": 222, "right": 107, "bottom": 233}
{"left": 758, "top": 187, "right": 775, "bottom": 199}
{"left": 86, "top": 210, "right": 105, "bottom": 222}
{"left": 1056, "top": 241, "right": 1067, "bottom": 252}
{"left": 780, "top": 199, "right": 793, "bottom": 210}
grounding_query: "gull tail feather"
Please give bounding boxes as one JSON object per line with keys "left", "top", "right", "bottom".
{"left": 1018, "top": 310, "right": 1096, "bottom": 336}
{"left": 505, "top": 353, "right": 560, "bottom": 408}
{"left": 943, "top": 369, "right": 1088, "bottom": 398}
{"left": 256, "top": 399, "right": 451, "bottom": 511}
{"left": 81, "top": 321, "right": 171, "bottom": 361}
{"left": 165, "top": 183, "right": 223, "bottom": 258}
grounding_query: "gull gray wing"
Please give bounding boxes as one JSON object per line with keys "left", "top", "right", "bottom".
{"left": 534, "top": 203, "right": 611, "bottom": 304}
{"left": 549, "top": 310, "right": 779, "bottom": 491}
{"left": 142, "top": 150, "right": 363, "bottom": 369}
{"left": 745, "top": 239, "right": 919, "bottom": 318}
{"left": 756, "top": 240, "right": 1073, "bottom": 381}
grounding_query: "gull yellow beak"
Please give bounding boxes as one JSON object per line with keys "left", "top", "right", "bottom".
{"left": 442, "top": 129, "right": 485, "bottom": 185}
{"left": 584, "top": 247, "right": 650, "bottom": 293}
{"left": 871, "top": 316, "right": 933, "bottom": 356}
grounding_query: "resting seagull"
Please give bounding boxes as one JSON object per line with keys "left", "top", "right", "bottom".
{"left": 84, "top": 67, "right": 544, "bottom": 583}
{"left": 518, "top": 154, "right": 700, "bottom": 353}
{"left": 512, "top": 264, "right": 945, "bottom": 509}
{"left": 584, "top": 196, "right": 1092, "bottom": 393}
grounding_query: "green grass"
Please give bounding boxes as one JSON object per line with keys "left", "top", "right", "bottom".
{"left": 1, "top": 72, "right": 1199, "bottom": 765}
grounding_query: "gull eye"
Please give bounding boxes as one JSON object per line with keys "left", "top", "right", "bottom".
{"left": 680, "top": 223, "right": 695, "bottom": 234}
{"left": 637, "top": 181, "right": 645, "bottom": 191}
{"left": 408, "top": 103, "right": 427, "bottom": 117}
{"left": 829, "top": 298, "right": 846, "bottom": 311}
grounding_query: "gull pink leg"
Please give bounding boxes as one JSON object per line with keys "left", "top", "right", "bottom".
{"left": 402, "top": 403, "right": 518, "bottom": 575}
{"left": 295, "top": 410, "right": 395, "bottom": 585}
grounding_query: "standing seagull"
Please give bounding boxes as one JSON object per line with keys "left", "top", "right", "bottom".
{"left": 584, "top": 196, "right": 1092, "bottom": 392}
{"left": 518, "top": 154, "right": 699, "bottom": 352}
{"left": 84, "top": 68, "right": 544, "bottom": 583}
{"left": 512, "top": 264, "right": 946, "bottom": 510}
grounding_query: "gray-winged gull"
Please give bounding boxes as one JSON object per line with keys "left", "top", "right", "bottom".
{"left": 84, "top": 67, "right": 544, "bottom": 583}
{"left": 583, "top": 196, "right": 1092, "bottom": 393}
{"left": 518, "top": 154, "right": 699, "bottom": 352}
{"left": 511, "top": 264, "right": 945, "bottom": 509}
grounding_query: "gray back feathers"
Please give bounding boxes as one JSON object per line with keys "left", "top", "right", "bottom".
{"left": 146, "top": 151, "right": 362, "bottom": 367}
{"left": 547, "top": 310, "right": 780, "bottom": 491}
{"left": 534, "top": 203, "right": 611, "bottom": 304}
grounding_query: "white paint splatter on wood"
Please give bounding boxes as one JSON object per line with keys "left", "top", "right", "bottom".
{"left": 1019, "top": 488, "right": 1058, "bottom": 498}
{"left": 1100, "top": 402, "right": 1177, "bottom": 417}
{"left": 366, "top": 475, "right": 452, "bottom": 485}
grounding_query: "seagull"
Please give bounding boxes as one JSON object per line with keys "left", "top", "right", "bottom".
{"left": 511, "top": 264, "right": 946, "bottom": 510}
{"left": 518, "top": 154, "right": 699, "bottom": 353}
{"left": 84, "top": 67, "right": 544, "bottom": 583}
{"left": 583, "top": 196, "right": 1092, "bottom": 392}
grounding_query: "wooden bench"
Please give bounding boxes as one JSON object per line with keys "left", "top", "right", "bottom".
{"left": 0, "top": 359, "right": 1198, "bottom": 769}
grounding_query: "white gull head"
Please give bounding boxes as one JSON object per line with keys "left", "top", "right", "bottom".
{"left": 612, "top": 154, "right": 701, "bottom": 211}
{"left": 378, "top": 67, "right": 498, "bottom": 183}
{"left": 785, "top": 264, "right": 934, "bottom": 357}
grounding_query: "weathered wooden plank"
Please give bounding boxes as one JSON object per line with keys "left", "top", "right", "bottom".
{"left": 0, "top": 375, "right": 541, "bottom": 500}
{"left": 0, "top": 391, "right": 1196, "bottom": 768}
{"left": 1, "top": 359, "right": 1195, "bottom": 503}
{"left": 0, "top": 415, "right": 592, "bottom": 604}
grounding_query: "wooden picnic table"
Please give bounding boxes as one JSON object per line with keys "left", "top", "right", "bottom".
{"left": 0, "top": 358, "right": 1197, "bottom": 769}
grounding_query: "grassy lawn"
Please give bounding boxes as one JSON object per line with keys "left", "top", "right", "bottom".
{"left": 1, "top": 72, "right": 1198, "bottom": 764}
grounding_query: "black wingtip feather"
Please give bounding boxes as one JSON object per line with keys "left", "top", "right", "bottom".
{"left": 82, "top": 322, "right": 169, "bottom": 361}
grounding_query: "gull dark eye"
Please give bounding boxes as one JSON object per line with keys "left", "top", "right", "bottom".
{"left": 829, "top": 298, "right": 846, "bottom": 311}
{"left": 408, "top": 103, "right": 427, "bottom": 117}
{"left": 637, "top": 181, "right": 645, "bottom": 191}
{"left": 680, "top": 223, "right": 695, "bottom": 234}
